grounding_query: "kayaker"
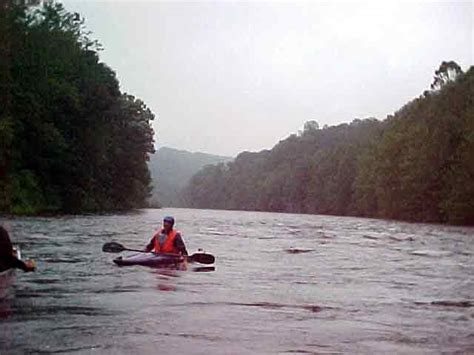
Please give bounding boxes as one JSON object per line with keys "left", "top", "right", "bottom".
{"left": 0, "top": 226, "right": 35, "bottom": 272}
{"left": 144, "top": 216, "right": 188, "bottom": 256}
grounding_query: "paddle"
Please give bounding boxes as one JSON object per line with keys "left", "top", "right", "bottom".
{"left": 102, "top": 242, "right": 215, "bottom": 265}
{"left": 102, "top": 242, "right": 143, "bottom": 253}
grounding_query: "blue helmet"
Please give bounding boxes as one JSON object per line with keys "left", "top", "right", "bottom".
{"left": 163, "top": 216, "right": 175, "bottom": 227}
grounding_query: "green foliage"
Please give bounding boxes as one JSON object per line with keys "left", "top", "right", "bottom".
{"left": 184, "top": 119, "right": 384, "bottom": 215}
{"left": 366, "top": 66, "right": 473, "bottom": 223}
{"left": 184, "top": 65, "right": 473, "bottom": 225}
{"left": 10, "top": 170, "right": 44, "bottom": 215}
{"left": 0, "top": 2, "right": 155, "bottom": 214}
{"left": 441, "top": 105, "right": 474, "bottom": 224}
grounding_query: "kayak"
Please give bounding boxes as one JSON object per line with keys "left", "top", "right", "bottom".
{"left": 113, "top": 252, "right": 185, "bottom": 268}
{"left": 103, "top": 242, "right": 215, "bottom": 268}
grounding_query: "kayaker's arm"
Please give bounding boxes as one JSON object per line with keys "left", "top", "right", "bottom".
{"left": 144, "top": 237, "right": 155, "bottom": 252}
{"left": 0, "top": 226, "right": 14, "bottom": 258}
{"left": 2, "top": 254, "right": 34, "bottom": 272}
{"left": 0, "top": 226, "right": 35, "bottom": 272}
{"left": 174, "top": 233, "right": 188, "bottom": 256}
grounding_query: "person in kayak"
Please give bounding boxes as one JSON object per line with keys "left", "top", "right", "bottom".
{"left": 0, "top": 226, "right": 35, "bottom": 272}
{"left": 144, "top": 216, "right": 188, "bottom": 256}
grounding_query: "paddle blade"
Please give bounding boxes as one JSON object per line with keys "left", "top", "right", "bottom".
{"left": 102, "top": 242, "right": 126, "bottom": 253}
{"left": 189, "top": 252, "right": 215, "bottom": 265}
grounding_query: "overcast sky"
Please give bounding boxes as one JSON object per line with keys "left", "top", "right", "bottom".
{"left": 61, "top": 0, "right": 472, "bottom": 157}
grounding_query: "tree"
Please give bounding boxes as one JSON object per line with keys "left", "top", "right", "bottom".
{"left": 431, "top": 60, "right": 463, "bottom": 91}
{"left": 0, "top": 2, "right": 155, "bottom": 214}
{"left": 303, "top": 120, "right": 319, "bottom": 133}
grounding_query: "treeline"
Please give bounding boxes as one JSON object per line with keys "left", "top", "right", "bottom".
{"left": 184, "top": 63, "right": 473, "bottom": 225}
{"left": 0, "top": 2, "right": 155, "bottom": 214}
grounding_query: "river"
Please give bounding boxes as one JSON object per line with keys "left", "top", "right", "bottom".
{"left": 1, "top": 208, "right": 473, "bottom": 354}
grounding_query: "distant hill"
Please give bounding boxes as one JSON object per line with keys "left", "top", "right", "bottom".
{"left": 148, "top": 147, "right": 233, "bottom": 207}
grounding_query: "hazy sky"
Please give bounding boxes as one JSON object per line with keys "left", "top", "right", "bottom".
{"left": 61, "top": 0, "right": 472, "bottom": 157}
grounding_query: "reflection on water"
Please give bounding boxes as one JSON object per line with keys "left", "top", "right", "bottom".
{"left": 1, "top": 208, "right": 473, "bottom": 354}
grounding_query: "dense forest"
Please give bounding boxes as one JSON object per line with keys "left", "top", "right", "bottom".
{"left": 184, "top": 63, "right": 473, "bottom": 225}
{"left": 0, "top": 2, "right": 155, "bottom": 214}
{"left": 148, "top": 147, "right": 232, "bottom": 207}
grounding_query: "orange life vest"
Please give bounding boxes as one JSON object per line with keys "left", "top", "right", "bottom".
{"left": 153, "top": 229, "right": 180, "bottom": 254}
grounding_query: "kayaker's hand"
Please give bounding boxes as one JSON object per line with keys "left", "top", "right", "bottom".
{"left": 178, "top": 257, "right": 188, "bottom": 271}
{"left": 24, "top": 260, "right": 36, "bottom": 272}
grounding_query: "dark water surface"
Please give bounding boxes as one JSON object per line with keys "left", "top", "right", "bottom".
{"left": 1, "top": 208, "right": 473, "bottom": 354}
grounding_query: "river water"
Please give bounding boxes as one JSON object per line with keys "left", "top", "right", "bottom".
{"left": 0, "top": 208, "right": 473, "bottom": 354}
